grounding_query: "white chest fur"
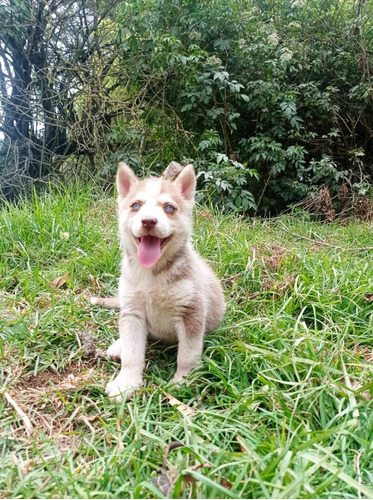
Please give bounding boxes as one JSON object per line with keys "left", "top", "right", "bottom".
{"left": 119, "top": 265, "right": 195, "bottom": 342}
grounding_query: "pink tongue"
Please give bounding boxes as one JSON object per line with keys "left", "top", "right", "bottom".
{"left": 137, "top": 236, "right": 162, "bottom": 268}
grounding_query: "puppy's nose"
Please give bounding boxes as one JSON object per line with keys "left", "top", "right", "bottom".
{"left": 141, "top": 217, "right": 158, "bottom": 229}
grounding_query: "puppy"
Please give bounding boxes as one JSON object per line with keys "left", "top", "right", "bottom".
{"left": 92, "top": 162, "right": 225, "bottom": 401}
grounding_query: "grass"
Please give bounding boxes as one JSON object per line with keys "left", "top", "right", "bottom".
{"left": 0, "top": 184, "right": 372, "bottom": 499}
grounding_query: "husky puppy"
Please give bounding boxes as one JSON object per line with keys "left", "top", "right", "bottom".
{"left": 92, "top": 162, "right": 225, "bottom": 401}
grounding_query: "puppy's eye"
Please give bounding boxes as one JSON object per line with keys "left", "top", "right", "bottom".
{"left": 131, "top": 202, "right": 141, "bottom": 210}
{"left": 164, "top": 204, "right": 175, "bottom": 213}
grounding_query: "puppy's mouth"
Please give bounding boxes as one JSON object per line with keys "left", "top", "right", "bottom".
{"left": 135, "top": 235, "right": 172, "bottom": 268}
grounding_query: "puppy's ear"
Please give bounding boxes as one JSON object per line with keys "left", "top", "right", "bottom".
{"left": 117, "top": 162, "right": 138, "bottom": 199}
{"left": 174, "top": 164, "right": 196, "bottom": 201}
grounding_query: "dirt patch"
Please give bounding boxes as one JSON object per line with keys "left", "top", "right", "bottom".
{"left": 19, "top": 360, "right": 95, "bottom": 391}
{"left": 4, "top": 360, "right": 107, "bottom": 450}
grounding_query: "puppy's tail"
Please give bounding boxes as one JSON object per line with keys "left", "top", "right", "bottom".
{"left": 90, "top": 296, "right": 120, "bottom": 309}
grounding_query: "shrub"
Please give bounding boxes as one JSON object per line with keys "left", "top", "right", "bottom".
{"left": 110, "top": 0, "right": 373, "bottom": 213}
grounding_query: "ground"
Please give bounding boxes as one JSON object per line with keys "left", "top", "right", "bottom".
{"left": 0, "top": 185, "right": 372, "bottom": 499}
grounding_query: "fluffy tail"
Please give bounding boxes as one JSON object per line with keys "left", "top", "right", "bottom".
{"left": 90, "top": 296, "right": 120, "bottom": 309}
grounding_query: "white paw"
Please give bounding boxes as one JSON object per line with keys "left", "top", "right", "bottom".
{"left": 105, "top": 373, "right": 143, "bottom": 402}
{"left": 107, "top": 339, "right": 123, "bottom": 361}
{"left": 90, "top": 297, "right": 98, "bottom": 305}
{"left": 172, "top": 370, "right": 190, "bottom": 384}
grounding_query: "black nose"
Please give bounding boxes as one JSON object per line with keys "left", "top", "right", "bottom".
{"left": 141, "top": 217, "right": 158, "bottom": 229}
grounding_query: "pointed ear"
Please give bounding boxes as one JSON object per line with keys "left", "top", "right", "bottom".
{"left": 117, "top": 162, "right": 138, "bottom": 199}
{"left": 174, "top": 164, "right": 196, "bottom": 201}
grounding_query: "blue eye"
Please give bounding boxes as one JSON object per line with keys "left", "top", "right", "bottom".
{"left": 164, "top": 204, "right": 175, "bottom": 213}
{"left": 131, "top": 202, "right": 141, "bottom": 210}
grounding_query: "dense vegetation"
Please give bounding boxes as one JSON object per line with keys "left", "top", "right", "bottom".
{"left": 0, "top": 186, "right": 372, "bottom": 498}
{"left": 1, "top": 0, "right": 372, "bottom": 212}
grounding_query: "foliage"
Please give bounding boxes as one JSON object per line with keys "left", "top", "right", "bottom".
{"left": 111, "top": 0, "right": 373, "bottom": 213}
{"left": 1, "top": 186, "right": 373, "bottom": 497}
{"left": 1, "top": 0, "right": 372, "bottom": 211}
{"left": 195, "top": 130, "right": 258, "bottom": 211}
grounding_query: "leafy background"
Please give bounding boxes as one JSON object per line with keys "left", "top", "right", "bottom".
{"left": 1, "top": 0, "right": 372, "bottom": 212}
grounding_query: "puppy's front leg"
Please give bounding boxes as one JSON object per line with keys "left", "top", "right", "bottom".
{"left": 173, "top": 312, "right": 204, "bottom": 383}
{"left": 106, "top": 311, "right": 147, "bottom": 402}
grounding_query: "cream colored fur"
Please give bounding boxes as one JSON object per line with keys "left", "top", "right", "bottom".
{"left": 92, "top": 162, "right": 226, "bottom": 402}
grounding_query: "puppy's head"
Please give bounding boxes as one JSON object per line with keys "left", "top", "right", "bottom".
{"left": 117, "top": 163, "right": 196, "bottom": 268}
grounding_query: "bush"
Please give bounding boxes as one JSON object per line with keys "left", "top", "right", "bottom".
{"left": 110, "top": 0, "right": 373, "bottom": 213}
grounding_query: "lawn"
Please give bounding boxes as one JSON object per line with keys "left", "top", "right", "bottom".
{"left": 0, "top": 184, "right": 372, "bottom": 499}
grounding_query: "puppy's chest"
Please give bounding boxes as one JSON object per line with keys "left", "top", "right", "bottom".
{"left": 135, "top": 288, "right": 178, "bottom": 341}
{"left": 144, "top": 283, "right": 188, "bottom": 313}
{"left": 144, "top": 293, "right": 177, "bottom": 332}
{"left": 133, "top": 280, "right": 194, "bottom": 336}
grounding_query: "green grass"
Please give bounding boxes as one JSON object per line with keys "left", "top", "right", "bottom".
{"left": 0, "top": 184, "right": 372, "bottom": 499}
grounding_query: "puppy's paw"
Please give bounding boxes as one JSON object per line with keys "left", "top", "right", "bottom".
{"left": 105, "top": 373, "right": 143, "bottom": 402}
{"left": 107, "top": 339, "right": 123, "bottom": 361}
{"left": 172, "top": 370, "right": 190, "bottom": 384}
